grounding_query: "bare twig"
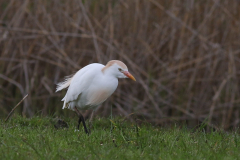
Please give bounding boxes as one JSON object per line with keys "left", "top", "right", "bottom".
{"left": 5, "top": 94, "right": 28, "bottom": 122}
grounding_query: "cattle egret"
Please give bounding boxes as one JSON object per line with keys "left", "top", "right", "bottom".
{"left": 56, "top": 60, "right": 136, "bottom": 134}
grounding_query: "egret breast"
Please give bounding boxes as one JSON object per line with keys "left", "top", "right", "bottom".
{"left": 87, "top": 89, "right": 114, "bottom": 106}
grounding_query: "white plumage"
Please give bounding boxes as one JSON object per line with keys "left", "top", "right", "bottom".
{"left": 56, "top": 60, "right": 136, "bottom": 112}
{"left": 56, "top": 60, "right": 136, "bottom": 134}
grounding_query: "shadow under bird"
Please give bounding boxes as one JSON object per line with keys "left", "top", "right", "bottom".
{"left": 56, "top": 60, "right": 136, "bottom": 134}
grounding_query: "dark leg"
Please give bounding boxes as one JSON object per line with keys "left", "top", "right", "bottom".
{"left": 74, "top": 107, "right": 89, "bottom": 134}
{"left": 80, "top": 114, "right": 89, "bottom": 134}
{"left": 74, "top": 107, "right": 82, "bottom": 129}
{"left": 77, "top": 116, "right": 82, "bottom": 130}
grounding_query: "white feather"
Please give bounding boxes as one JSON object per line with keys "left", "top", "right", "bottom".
{"left": 57, "top": 63, "right": 107, "bottom": 110}
{"left": 56, "top": 74, "right": 74, "bottom": 92}
{"left": 56, "top": 60, "right": 135, "bottom": 111}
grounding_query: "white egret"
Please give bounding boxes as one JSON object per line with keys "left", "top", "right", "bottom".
{"left": 56, "top": 60, "right": 136, "bottom": 134}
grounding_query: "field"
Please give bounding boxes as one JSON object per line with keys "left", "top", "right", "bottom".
{"left": 1, "top": 1, "right": 240, "bottom": 159}
{"left": 1, "top": 0, "right": 240, "bottom": 130}
{"left": 1, "top": 115, "right": 240, "bottom": 160}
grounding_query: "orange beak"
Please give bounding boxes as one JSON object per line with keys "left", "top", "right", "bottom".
{"left": 123, "top": 71, "right": 136, "bottom": 81}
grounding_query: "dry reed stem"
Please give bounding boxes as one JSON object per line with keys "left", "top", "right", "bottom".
{"left": 5, "top": 94, "right": 28, "bottom": 122}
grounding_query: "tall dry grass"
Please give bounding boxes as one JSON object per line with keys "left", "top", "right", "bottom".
{"left": 0, "top": 0, "right": 240, "bottom": 130}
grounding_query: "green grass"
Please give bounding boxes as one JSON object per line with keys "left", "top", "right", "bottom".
{"left": 0, "top": 115, "right": 240, "bottom": 160}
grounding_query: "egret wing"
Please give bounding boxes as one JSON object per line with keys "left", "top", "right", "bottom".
{"left": 62, "top": 63, "right": 104, "bottom": 109}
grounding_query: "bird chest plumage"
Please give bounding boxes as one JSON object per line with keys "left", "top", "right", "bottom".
{"left": 85, "top": 75, "right": 118, "bottom": 107}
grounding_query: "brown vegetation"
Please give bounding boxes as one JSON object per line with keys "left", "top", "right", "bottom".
{"left": 1, "top": 0, "right": 240, "bottom": 130}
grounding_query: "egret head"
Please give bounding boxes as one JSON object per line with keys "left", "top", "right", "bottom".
{"left": 102, "top": 60, "right": 136, "bottom": 81}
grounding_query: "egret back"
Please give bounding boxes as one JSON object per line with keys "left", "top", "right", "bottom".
{"left": 60, "top": 63, "right": 105, "bottom": 110}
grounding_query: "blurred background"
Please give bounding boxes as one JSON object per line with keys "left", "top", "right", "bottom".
{"left": 0, "top": 0, "right": 240, "bottom": 130}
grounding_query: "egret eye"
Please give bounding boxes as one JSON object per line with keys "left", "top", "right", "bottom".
{"left": 118, "top": 68, "right": 123, "bottom": 72}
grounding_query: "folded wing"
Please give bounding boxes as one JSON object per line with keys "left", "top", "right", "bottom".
{"left": 56, "top": 63, "right": 104, "bottom": 109}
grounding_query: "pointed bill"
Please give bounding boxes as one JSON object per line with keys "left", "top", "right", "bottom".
{"left": 123, "top": 71, "right": 136, "bottom": 81}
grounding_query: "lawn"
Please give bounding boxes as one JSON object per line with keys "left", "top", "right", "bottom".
{"left": 0, "top": 115, "right": 239, "bottom": 160}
